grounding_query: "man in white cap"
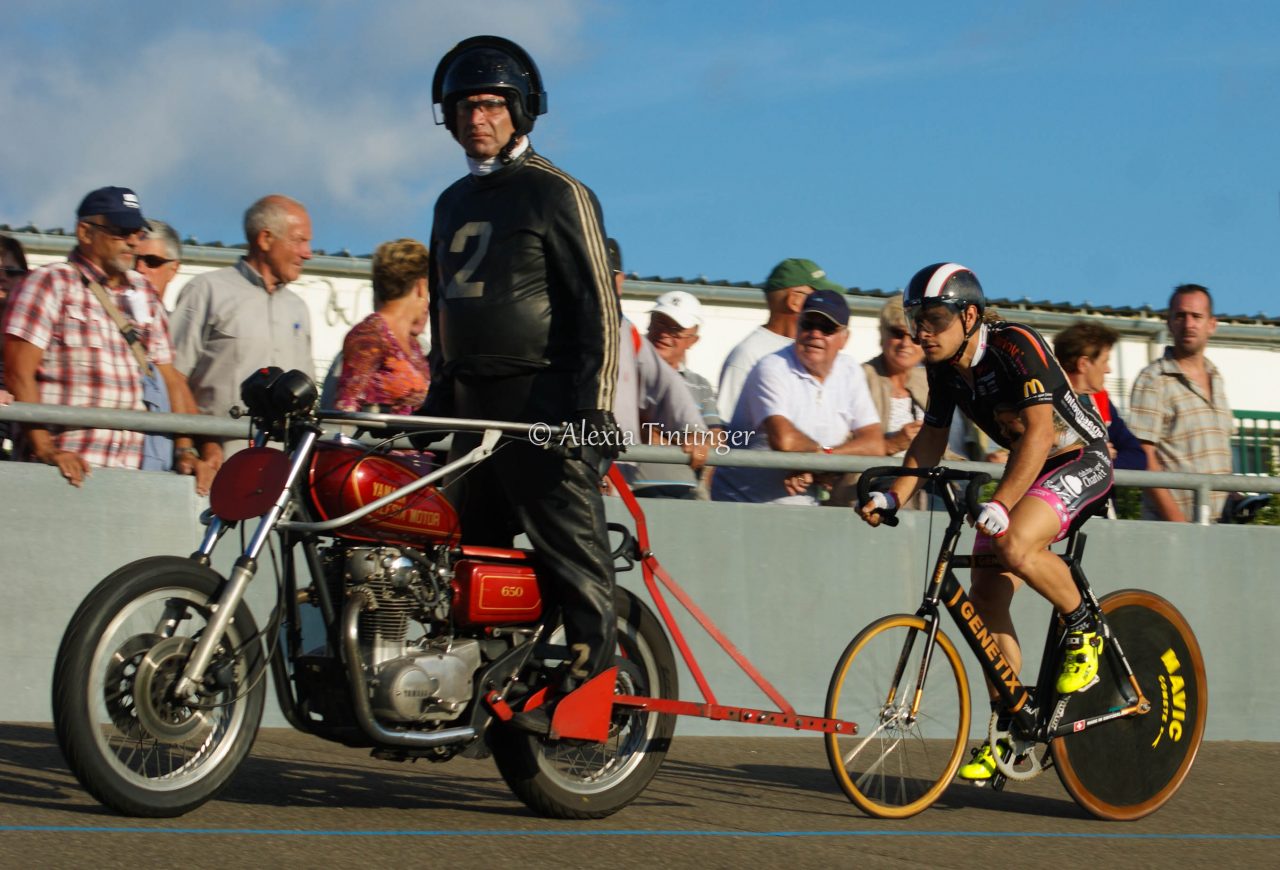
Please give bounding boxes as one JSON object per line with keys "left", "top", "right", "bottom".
{"left": 647, "top": 290, "right": 722, "bottom": 433}
{"left": 605, "top": 240, "right": 707, "bottom": 497}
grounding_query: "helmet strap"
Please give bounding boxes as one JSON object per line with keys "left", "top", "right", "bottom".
{"left": 498, "top": 132, "right": 521, "bottom": 164}
{"left": 948, "top": 307, "right": 984, "bottom": 368}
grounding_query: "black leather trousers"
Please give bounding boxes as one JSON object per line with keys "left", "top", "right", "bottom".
{"left": 450, "top": 432, "right": 617, "bottom": 680}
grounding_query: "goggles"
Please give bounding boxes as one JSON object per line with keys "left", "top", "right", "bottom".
{"left": 905, "top": 300, "right": 963, "bottom": 339}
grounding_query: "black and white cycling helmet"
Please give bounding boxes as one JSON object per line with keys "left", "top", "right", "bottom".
{"left": 902, "top": 263, "right": 985, "bottom": 337}
{"left": 432, "top": 35, "right": 547, "bottom": 137}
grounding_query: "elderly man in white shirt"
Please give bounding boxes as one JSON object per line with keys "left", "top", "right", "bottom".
{"left": 711, "top": 290, "right": 884, "bottom": 505}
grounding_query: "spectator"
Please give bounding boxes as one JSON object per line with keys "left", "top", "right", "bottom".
{"left": 717, "top": 257, "right": 843, "bottom": 420}
{"left": 606, "top": 240, "right": 708, "bottom": 498}
{"left": 711, "top": 290, "right": 883, "bottom": 505}
{"left": 1127, "top": 284, "right": 1233, "bottom": 522}
{"left": 169, "top": 194, "right": 314, "bottom": 464}
{"left": 1052, "top": 320, "right": 1144, "bottom": 470}
{"left": 1, "top": 186, "right": 208, "bottom": 489}
{"left": 333, "top": 238, "right": 430, "bottom": 414}
{"left": 0, "top": 233, "right": 30, "bottom": 446}
{"left": 0, "top": 233, "right": 29, "bottom": 318}
{"left": 862, "top": 294, "right": 928, "bottom": 457}
{"left": 133, "top": 219, "right": 182, "bottom": 302}
{"left": 647, "top": 290, "right": 722, "bottom": 432}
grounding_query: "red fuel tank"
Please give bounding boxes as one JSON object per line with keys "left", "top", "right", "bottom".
{"left": 307, "top": 439, "right": 460, "bottom": 546}
{"left": 451, "top": 558, "right": 544, "bottom": 626}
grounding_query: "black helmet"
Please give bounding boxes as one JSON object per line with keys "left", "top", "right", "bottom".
{"left": 903, "top": 263, "right": 985, "bottom": 335}
{"left": 432, "top": 35, "right": 546, "bottom": 137}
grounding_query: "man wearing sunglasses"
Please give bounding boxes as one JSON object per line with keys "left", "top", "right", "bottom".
{"left": 857, "top": 262, "right": 1114, "bottom": 783}
{"left": 711, "top": 290, "right": 883, "bottom": 505}
{"left": 134, "top": 220, "right": 182, "bottom": 302}
{"left": 717, "top": 257, "right": 842, "bottom": 422}
{"left": 1, "top": 187, "right": 205, "bottom": 489}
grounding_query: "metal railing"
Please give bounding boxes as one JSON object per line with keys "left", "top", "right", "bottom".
{"left": 3, "top": 401, "right": 1279, "bottom": 525}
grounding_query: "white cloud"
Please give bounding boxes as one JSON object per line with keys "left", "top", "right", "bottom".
{"left": 0, "top": 1, "right": 591, "bottom": 246}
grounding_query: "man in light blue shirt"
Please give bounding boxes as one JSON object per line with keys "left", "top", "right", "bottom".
{"left": 711, "top": 290, "right": 883, "bottom": 505}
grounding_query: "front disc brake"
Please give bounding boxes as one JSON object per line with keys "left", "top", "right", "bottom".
{"left": 132, "top": 636, "right": 209, "bottom": 741}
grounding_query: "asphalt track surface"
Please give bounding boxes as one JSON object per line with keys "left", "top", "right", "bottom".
{"left": 1, "top": 724, "right": 1276, "bottom": 869}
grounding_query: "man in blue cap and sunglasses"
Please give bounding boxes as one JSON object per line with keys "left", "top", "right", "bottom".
{"left": 712, "top": 289, "right": 884, "bottom": 505}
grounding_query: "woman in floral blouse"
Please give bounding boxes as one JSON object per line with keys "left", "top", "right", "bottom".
{"left": 335, "top": 238, "right": 430, "bottom": 414}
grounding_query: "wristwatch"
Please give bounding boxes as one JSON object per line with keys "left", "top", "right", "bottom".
{"left": 174, "top": 446, "right": 200, "bottom": 459}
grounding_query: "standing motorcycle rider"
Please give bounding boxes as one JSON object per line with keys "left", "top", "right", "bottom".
{"left": 423, "top": 36, "right": 622, "bottom": 734}
{"left": 857, "top": 263, "right": 1114, "bottom": 782}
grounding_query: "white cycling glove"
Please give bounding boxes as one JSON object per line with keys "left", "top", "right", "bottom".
{"left": 867, "top": 491, "right": 900, "bottom": 513}
{"left": 975, "top": 500, "right": 1011, "bottom": 538}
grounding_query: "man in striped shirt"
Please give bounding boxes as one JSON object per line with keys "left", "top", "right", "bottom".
{"left": 1127, "top": 284, "right": 1233, "bottom": 522}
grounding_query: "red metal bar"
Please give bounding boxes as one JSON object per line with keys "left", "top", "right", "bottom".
{"left": 608, "top": 465, "right": 718, "bottom": 704}
{"left": 613, "top": 694, "right": 856, "bottom": 735}
{"left": 607, "top": 465, "right": 795, "bottom": 715}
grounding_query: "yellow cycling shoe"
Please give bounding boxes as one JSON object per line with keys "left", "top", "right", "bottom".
{"left": 957, "top": 740, "right": 1010, "bottom": 782}
{"left": 1056, "top": 630, "right": 1103, "bottom": 694}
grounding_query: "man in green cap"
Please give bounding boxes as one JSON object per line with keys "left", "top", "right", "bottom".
{"left": 717, "top": 258, "right": 844, "bottom": 420}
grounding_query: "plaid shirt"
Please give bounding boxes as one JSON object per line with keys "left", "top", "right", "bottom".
{"left": 1127, "top": 347, "right": 1233, "bottom": 521}
{"left": 1, "top": 249, "right": 174, "bottom": 469}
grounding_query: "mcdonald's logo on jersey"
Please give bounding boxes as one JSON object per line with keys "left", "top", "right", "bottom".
{"left": 1022, "top": 379, "right": 1045, "bottom": 398}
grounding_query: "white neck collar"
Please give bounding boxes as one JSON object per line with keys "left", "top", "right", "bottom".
{"left": 467, "top": 136, "right": 530, "bottom": 176}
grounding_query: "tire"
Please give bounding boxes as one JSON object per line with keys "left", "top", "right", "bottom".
{"left": 52, "top": 556, "right": 267, "bottom": 817}
{"left": 491, "top": 587, "right": 678, "bottom": 819}
{"left": 1052, "top": 589, "right": 1207, "bottom": 821}
{"left": 825, "top": 614, "right": 971, "bottom": 819}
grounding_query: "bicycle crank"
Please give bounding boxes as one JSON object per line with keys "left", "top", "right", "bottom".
{"left": 988, "top": 711, "right": 1048, "bottom": 782}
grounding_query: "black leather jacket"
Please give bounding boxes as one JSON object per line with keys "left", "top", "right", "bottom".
{"left": 426, "top": 147, "right": 620, "bottom": 423}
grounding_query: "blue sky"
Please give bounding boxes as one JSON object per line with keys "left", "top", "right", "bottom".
{"left": 2, "top": 1, "right": 1277, "bottom": 317}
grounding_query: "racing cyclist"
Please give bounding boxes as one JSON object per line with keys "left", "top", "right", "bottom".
{"left": 857, "top": 263, "right": 1114, "bottom": 783}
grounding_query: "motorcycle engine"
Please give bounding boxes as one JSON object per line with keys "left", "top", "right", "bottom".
{"left": 331, "top": 546, "right": 479, "bottom": 724}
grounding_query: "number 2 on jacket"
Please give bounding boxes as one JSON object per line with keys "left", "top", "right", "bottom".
{"left": 444, "top": 221, "right": 493, "bottom": 299}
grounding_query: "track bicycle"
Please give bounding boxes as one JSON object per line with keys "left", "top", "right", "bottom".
{"left": 825, "top": 465, "right": 1206, "bottom": 820}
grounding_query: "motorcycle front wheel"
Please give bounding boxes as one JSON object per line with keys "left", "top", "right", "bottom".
{"left": 491, "top": 586, "right": 678, "bottom": 819}
{"left": 52, "top": 556, "right": 267, "bottom": 817}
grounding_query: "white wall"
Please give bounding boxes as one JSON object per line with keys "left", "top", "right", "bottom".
{"left": 26, "top": 253, "right": 1280, "bottom": 414}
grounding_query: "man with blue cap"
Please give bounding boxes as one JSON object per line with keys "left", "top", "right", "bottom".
{"left": 711, "top": 289, "right": 884, "bottom": 505}
{"left": 2, "top": 186, "right": 204, "bottom": 488}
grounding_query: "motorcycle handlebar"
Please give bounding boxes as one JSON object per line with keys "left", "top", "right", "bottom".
{"left": 856, "top": 465, "right": 992, "bottom": 526}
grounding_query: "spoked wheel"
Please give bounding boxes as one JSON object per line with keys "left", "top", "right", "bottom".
{"left": 1051, "top": 589, "right": 1206, "bottom": 820}
{"left": 491, "top": 587, "right": 678, "bottom": 819}
{"left": 52, "top": 556, "right": 267, "bottom": 817}
{"left": 826, "top": 614, "right": 971, "bottom": 818}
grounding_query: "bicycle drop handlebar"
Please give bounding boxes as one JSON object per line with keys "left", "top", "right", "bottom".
{"left": 855, "top": 465, "right": 991, "bottom": 528}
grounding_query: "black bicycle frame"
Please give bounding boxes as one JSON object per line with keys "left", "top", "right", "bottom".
{"left": 864, "top": 465, "right": 1147, "bottom": 742}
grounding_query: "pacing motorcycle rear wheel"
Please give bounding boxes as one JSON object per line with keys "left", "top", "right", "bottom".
{"left": 52, "top": 556, "right": 267, "bottom": 817}
{"left": 491, "top": 587, "right": 677, "bottom": 819}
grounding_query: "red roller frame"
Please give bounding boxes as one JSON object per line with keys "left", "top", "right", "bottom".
{"left": 606, "top": 465, "right": 857, "bottom": 736}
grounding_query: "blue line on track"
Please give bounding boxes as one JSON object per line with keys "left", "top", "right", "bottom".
{"left": 2, "top": 826, "right": 1278, "bottom": 840}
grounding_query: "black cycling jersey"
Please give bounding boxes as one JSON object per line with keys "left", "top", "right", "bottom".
{"left": 923, "top": 321, "right": 1108, "bottom": 452}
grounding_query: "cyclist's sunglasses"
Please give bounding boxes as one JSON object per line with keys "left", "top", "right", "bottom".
{"left": 905, "top": 301, "right": 963, "bottom": 339}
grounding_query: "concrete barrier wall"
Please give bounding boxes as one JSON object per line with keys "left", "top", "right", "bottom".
{"left": 3, "top": 462, "right": 1275, "bottom": 740}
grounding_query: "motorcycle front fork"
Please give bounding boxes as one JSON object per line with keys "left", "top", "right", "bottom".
{"left": 173, "top": 429, "right": 319, "bottom": 699}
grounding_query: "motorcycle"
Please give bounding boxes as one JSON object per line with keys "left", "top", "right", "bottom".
{"left": 51, "top": 367, "right": 678, "bottom": 820}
